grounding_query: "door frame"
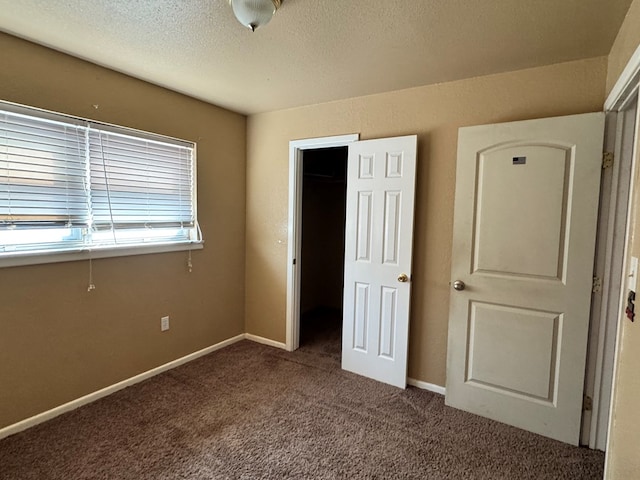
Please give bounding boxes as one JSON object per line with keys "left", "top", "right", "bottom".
{"left": 285, "top": 134, "right": 359, "bottom": 351}
{"left": 585, "top": 92, "right": 638, "bottom": 450}
{"left": 588, "top": 44, "right": 640, "bottom": 452}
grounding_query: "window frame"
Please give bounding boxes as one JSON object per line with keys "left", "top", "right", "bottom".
{"left": 0, "top": 100, "right": 203, "bottom": 268}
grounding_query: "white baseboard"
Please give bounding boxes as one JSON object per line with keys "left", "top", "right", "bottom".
{"left": 407, "top": 378, "right": 446, "bottom": 396}
{"left": 244, "top": 333, "right": 288, "bottom": 350}
{"left": 2, "top": 331, "right": 396, "bottom": 440}
{"left": 0, "top": 333, "right": 246, "bottom": 441}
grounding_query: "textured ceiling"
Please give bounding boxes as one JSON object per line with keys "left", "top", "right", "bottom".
{"left": 0, "top": 0, "right": 633, "bottom": 115}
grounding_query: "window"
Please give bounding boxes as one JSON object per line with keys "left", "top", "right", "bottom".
{"left": 0, "top": 101, "right": 201, "bottom": 265}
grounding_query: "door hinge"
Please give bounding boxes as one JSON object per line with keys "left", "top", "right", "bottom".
{"left": 603, "top": 152, "right": 614, "bottom": 169}
{"left": 592, "top": 276, "right": 602, "bottom": 293}
{"left": 583, "top": 394, "right": 593, "bottom": 411}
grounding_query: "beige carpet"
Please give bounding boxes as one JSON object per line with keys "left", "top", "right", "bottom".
{"left": 0, "top": 313, "right": 604, "bottom": 479}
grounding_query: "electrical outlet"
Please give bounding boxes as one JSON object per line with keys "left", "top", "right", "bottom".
{"left": 161, "top": 316, "right": 170, "bottom": 332}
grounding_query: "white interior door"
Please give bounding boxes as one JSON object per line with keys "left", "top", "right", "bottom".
{"left": 445, "top": 113, "right": 604, "bottom": 445}
{"left": 342, "top": 135, "right": 417, "bottom": 388}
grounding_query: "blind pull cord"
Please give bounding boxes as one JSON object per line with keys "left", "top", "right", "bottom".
{"left": 87, "top": 253, "right": 96, "bottom": 292}
{"left": 97, "top": 130, "right": 117, "bottom": 245}
{"left": 196, "top": 222, "right": 203, "bottom": 242}
{"left": 187, "top": 249, "right": 193, "bottom": 273}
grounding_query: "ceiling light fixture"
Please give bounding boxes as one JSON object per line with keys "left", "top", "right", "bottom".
{"left": 230, "top": 0, "right": 282, "bottom": 32}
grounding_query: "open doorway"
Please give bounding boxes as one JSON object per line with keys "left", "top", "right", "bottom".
{"left": 288, "top": 134, "right": 418, "bottom": 387}
{"left": 298, "top": 147, "right": 348, "bottom": 357}
{"left": 286, "top": 134, "right": 359, "bottom": 352}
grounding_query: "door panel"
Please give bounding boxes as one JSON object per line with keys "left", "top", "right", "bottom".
{"left": 467, "top": 302, "right": 559, "bottom": 400}
{"left": 342, "top": 135, "right": 417, "bottom": 388}
{"left": 474, "top": 144, "right": 569, "bottom": 279}
{"left": 446, "top": 113, "right": 604, "bottom": 445}
{"left": 353, "top": 282, "right": 369, "bottom": 351}
{"left": 356, "top": 192, "right": 372, "bottom": 261}
{"left": 379, "top": 286, "right": 397, "bottom": 359}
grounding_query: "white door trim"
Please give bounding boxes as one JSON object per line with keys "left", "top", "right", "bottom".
{"left": 605, "top": 43, "right": 640, "bottom": 112}
{"left": 585, "top": 101, "right": 637, "bottom": 450}
{"left": 286, "top": 134, "right": 359, "bottom": 351}
{"left": 582, "top": 41, "right": 640, "bottom": 454}
{"left": 602, "top": 47, "right": 640, "bottom": 469}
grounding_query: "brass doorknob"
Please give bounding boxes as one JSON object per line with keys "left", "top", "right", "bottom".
{"left": 398, "top": 273, "right": 409, "bottom": 283}
{"left": 452, "top": 280, "right": 466, "bottom": 291}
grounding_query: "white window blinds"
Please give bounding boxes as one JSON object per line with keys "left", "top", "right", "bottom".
{"left": 0, "top": 110, "right": 88, "bottom": 228}
{"left": 0, "top": 101, "right": 199, "bottom": 259}
{"left": 88, "top": 126, "right": 195, "bottom": 245}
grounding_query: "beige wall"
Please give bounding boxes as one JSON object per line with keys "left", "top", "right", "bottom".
{"left": 605, "top": 0, "right": 640, "bottom": 477}
{"left": 607, "top": 0, "right": 640, "bottom": 94}
{"left": 607, "top": 139, "right": 640, "bottom": 479}
{"left": 0, "top": 33, "right": 247, "bottom": 428}
{"left": 246, "top": 57, "right": 608, "bottom": 386}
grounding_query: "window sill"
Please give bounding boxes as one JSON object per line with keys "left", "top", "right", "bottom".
{"left": 0, "top": 241, "right": 204, "bottom": 269}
